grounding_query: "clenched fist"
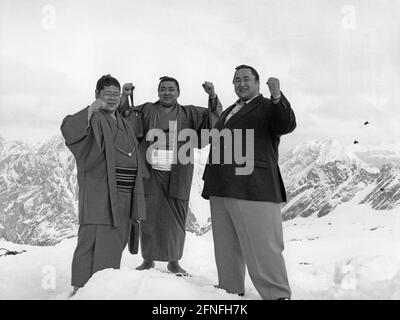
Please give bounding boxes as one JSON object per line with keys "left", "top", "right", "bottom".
{"left": 89, "top": 98, "right": 108, "bottom": 113}
{"left": 202, "top": 81, "right": 216, "bottom": 99}
{"left": 122, "top": 83, "right": 135, "bottom": 97}
{"left": 266, "top": 77, "right": 281, "bottom": 100}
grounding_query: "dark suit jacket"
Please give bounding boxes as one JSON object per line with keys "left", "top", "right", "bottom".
{"left": 201, "top": 93, "right": 296, "bottom": 203}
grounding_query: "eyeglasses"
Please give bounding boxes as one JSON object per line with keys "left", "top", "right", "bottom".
{"left": 102, "top": 91, "right": 121, "bottom": 98}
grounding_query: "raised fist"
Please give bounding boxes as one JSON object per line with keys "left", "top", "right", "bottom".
{"left": 89, "top": 98, "right": 107, "bottom": 113}
{"left": 202, "top": 81, "right": 216, "bottom": 98}
{"left": 266, "top": 77, "right": 281, "bottom": 99}
{"left": 122, "top": 83, "right": 135, "bottom": 96}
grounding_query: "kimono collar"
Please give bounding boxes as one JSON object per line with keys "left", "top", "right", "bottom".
{"left": 101, "top": 110, "right": 123, "bottom": 129}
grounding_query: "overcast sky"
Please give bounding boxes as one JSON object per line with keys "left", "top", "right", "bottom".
{"left": 0, "top": 0, "right": 399, "bottom": 153}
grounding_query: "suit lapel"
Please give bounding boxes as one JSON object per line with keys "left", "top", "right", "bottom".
{"left": 216, "top": 104, "right": 236, "bottom": 130}
{"left": 224, "top": 94, "right": 263, "bottom": 129}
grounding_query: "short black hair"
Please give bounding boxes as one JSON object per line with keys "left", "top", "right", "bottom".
{"left": 96, "top": 74, "right": 121, "bottom": 92}
{"left": 158, "top": 76, "right": 180, "bottom": 92}
{"left": 233, "top": 65, "right": 260, "bottom": 83}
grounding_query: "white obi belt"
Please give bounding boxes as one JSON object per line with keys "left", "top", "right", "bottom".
{"left": 149, "top": 121, "right": 177, "bottom": 171}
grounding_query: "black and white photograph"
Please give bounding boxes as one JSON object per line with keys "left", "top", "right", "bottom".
{"left": 0, "top": 0, "right": 399, "bottom": 301}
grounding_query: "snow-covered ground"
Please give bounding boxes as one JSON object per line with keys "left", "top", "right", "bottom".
{"left": 1, "top": 203, "right": 399, "bottom": 300}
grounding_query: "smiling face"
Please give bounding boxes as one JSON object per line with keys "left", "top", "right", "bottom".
{"left": 95, "top": 85, "right": 121, "bottom": 113}
{"left": 158, "top": 80, "right": 180, "bottom": 108}
{"left": 233, "top": 68, "right": 260, "bottom": 102}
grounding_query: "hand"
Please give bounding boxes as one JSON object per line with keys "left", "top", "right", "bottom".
{"left": 202, "top": 81, "right": 216, "bottom": 99}
{"left": 122, "top": 83, "right": 135, "bottom": 97}
{"left": 89, "top": 98, "right": 107, "bottom": 113}
{"left": 266, "top": 77, "right": 281, "bottom": 99}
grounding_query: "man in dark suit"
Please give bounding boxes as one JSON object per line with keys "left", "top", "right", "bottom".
{"left": 202, "top": 65, "right": 296, "bottom": 300}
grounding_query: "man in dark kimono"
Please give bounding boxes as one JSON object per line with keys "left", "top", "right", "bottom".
{"left": 119, "top": 77, "right": 222, "bottom": 275}
{"left": 60, "top": 75, "right": 148, "bottom": 296}
{"left": 202, "top": 65, "right": 296, "bottom": 299}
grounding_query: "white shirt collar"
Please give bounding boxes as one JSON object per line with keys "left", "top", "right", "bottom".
{"left": 237, "top": 93, "right": 261, "bottom": 105}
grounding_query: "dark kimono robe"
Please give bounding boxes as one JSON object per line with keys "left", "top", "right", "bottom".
{"left": 60, "top": 107, "right": 149, "bottom": 287}
{"left": 61, "top": 107, "right": 148, "bottom": 225}
{"left": 121, "top": 97, "right": 222, "bottom": 261}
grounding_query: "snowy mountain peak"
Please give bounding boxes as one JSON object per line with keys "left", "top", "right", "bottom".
{"left": 283, "top": 138, "right": 365, "bottom": 167}
{"left": 280, "top": 138, "right": 377, "bottom": 182}
{"left": 291, "top": 139, "right": 321, "bottom": 154}
{"left": 315, "top": 138, "right": 364, "bottom": 166}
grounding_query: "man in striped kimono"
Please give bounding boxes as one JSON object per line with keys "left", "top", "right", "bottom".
{"left": 61, "top": 75, "right": 148, "bottom": 295}
{"left": 119, "top": 77, "right": 222, "bottom": 275}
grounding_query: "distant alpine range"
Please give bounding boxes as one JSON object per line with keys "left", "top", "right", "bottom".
{"left": 0, "top": 135, "right": 399, "bottom": 246}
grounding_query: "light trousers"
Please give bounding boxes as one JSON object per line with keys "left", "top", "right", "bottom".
{"left": 210, "top": 196, "right": 291, "bottom": 300}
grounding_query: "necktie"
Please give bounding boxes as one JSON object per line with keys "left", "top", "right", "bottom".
{"left": 224, "top": 101, "right": 245, "bottom": 124}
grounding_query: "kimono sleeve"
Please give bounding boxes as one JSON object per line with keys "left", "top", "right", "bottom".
{"left": 188, "top": 96, "right": 223, "bottom": 148}
{"left": 118, "top": 99, "right": 145, "bottom": 140}
{"left": 60, "top": 107, "right": 104, "bottom": 171}
{"left": 189, "top": 96, "right": 223, "bottom": 130}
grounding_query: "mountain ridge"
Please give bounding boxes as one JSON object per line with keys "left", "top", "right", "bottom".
{"left": 1, "top": 136, "right": 399, "bottom": 245}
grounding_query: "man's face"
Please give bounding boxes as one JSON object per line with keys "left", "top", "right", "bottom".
{"left": 96, "top": 85, "right": 121, "bottom": 113}
{"left": 158, "top": 81, "right": 180, "bottom": 107}
{"left": 233, "top": 68, "right": 260, "bottom": 101}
